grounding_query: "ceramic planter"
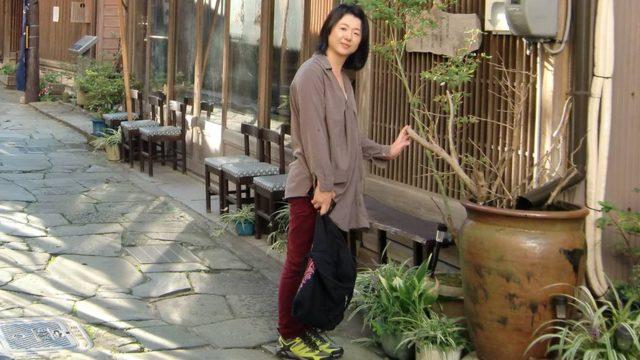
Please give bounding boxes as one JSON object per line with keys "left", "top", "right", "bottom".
{"left": 416, "top": 345, "right": 462, "bottom": 360}
{"left": 91, "top": 119, "right": 106, "bottom": 136}
{"left": 459, "top": 201, "right": 588, "bottom": 360}
{"left": 1, "top": 74, "right": 16, "bottom": 89}
{"left": 105, "top": 144, "right": 120, "bottom": 161}
{"left": 379, "top": 333, "right": 414, "bottom": 360}
{"left": 235, "top": 221, "right": 254, "bottom": 236}
{"left": 76, "top": 89, "right": 87, "bottom": 106}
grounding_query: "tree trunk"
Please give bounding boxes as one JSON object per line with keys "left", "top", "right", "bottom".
{"left": 25, "top": 0, "right": 39, "bottom": 103}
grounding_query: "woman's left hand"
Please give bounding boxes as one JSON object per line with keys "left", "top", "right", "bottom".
{"left": 387, "top": 125, "right": 411, "bottom": 160}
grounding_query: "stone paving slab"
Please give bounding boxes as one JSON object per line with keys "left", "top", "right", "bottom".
{"left": 48, "top": 255, "right": 144, "bottom": 289}
{"left": 138, "top": 262, "right": 208, "bottom": 273}
{"left": 75, "top": 297, "right": 155, "bottom": 324}
{"left": 0, "top": 249, "right": 50, "bottom": 269}
{"left": 131, "top": 273, "right": 191, "bottom": 298}
{"left": 26, "top": 213, "right": 69, "bottom": 228}
{"left": 0, "top": 201, "right": 28, "bottom": 212}
{"left": 155, "top": 294, "right": 234, "bottom": 327}
{"left": 0, "top": 154, "right": 50, "bottom": 171}
{"left": 127, "top": 325, "right": 209, "bottom": 351}
{"left": 195, "top": 248, "right": 251, "bottom": 270}
{"left": 190, "top": 271, "right": 274, "bottom": 295}
{"left": 194, "top": 317, "right": 277, "bottom": 348}
{"left": 27, "top": 234, "right": 122, "bottom": 256}
{"left": 0, "top": 184, "right": 35, "bottom": 202}
{"left": 3, "top": 272, "right": 97, "bottom": 299}
{"left": 48, "top": 223, "right": 122, "bottom": 236}
{"left": 102, "top": 319, "right": 169, "bottom": 331}
{"left": 26, "top": 201, "right": 96, "bottom": 214}
{"left": 126, "top": 245, "right": 201, "bottom": 264}
{"left": 0, "top": 217, "right": 48, "bottom": 237}
{"left": 226, "top": 294, "right": 279, "bottom": 319}
{"left": 145, "top": 232, "right": 214, "bottom": 246}
{"left": 113, "top": 347, "right": 276, "bottom": 360}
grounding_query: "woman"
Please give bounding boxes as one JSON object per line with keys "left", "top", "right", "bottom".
{"left": 278, "top": 4, "right": 411, "bottom": 360}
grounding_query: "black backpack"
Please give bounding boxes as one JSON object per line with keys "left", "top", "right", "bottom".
{"left": 292, "top": 214, "right": 357, "bottom": 331}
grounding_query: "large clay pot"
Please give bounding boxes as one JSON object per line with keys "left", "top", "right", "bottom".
{"left": 459, "top": 202, "right": 588, "bottom": 360}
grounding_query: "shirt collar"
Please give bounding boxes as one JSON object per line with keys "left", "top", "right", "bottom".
{"left": 313, "top": 53, "right": 333, "bottom": 70}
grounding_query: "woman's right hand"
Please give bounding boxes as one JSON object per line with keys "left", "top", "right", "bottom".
{"left": 311, "top": 187, "right": 336, "bottom": 215}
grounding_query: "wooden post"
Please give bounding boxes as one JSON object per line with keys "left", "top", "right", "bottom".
{"left": 192, "top": 0, "right": 204, "bottom": 117}
{"left": 118, "top": 0, "right": 133, "bottom": 120}
{"left": 221, "top": 0, "right": 230, "bottom": 128}
{"left": 257, "top": 0, "right": 275, "bottom": 128}
{"left": 166, "top": 0, "right": 177, "bottom": 101}
{"left": 25, "top": 0, "right": 39, "bottom": 103}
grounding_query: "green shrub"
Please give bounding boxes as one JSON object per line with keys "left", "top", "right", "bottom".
{"left": 75, "top": 59, "right": 124, "bottom": 115}
{"left": 0, "top": 63, "right": 16, "bottom": 75}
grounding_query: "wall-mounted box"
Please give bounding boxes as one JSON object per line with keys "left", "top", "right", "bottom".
{"left": 485, "top": 0, "right": 511, "bottom": 34}
{"left": 506, "top": 0, "right": 558, "bottom": 39}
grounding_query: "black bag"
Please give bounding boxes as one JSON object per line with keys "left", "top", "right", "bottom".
{"left": 292, "top": 214, "right": 357, "bottom": 331}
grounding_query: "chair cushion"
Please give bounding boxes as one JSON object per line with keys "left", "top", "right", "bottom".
{"left": 222, "top": 162, "right": 279, "bottom": 178}
{"left": 139, "top": 126, "right": 181, "bottom": 137}
{"left": 103, "top": 112, "right": 138, "bottom": 122}
{"left": 253, "top": 174, "right": 288, "bottom": 192}
{"left": 120, "top": 120, "right": 159, "bottom": 130}
{"left": 204, "top": 155, "right": 257, "bottom": 170}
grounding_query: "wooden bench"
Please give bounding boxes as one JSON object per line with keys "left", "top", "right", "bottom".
{"left": 348, "top": 195, "right": 458, "bottom": 270}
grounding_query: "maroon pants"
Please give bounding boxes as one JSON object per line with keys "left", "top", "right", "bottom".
{"left": 278, "top": 196, "right": 316, "bottom": 339}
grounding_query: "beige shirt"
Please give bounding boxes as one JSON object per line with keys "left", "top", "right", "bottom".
{"left": 285, "top": 54, "right": 390, "bottom": 231}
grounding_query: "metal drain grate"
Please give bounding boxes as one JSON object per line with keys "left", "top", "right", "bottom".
{"left": 0, "top": 317, "right": 92, "bottom": 354}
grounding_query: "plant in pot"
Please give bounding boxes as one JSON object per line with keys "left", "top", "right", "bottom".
{"left": 350, "top": 260, "right": 439, "bottom": 359}
{"left": 598, "top": 189, "right": 640, "bottom": 310}
{"left": 267, "top": 203, "right": 290, "bottom": 254}
{"left": 90, "top": 128, "right": 122, "bottom": 161}
{"left": 75, "top": 58, "right": 124, "bottom": 112}
{"left": 215, "top": 205, "right": 256, "bottom": 236}
{"left": 527, "top": 284, "right": 640, "bottom": 359}
{"left": 398, "top": 312, "right": 468, "bottom": 360}
{"left": 0, "top": 63, "right": 17, "bottom": 89}
{"left": 351, "top": 0, "right": 588, "bottom": 358}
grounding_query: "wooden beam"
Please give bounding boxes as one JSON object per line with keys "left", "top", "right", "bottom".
{"left": 192, "top": 0, "right": 204, "bottom": 116}
{"left": 166, "top": 0, "right": 177, "bottom": 100}
{"left": 221, "top": 0, "right": 230, "bottom": 128}
{"left": 118, "top": 0, "right": 133, "bottom": 119}
{"left": 257, "top": 0, "right": 275, "bottom": 128}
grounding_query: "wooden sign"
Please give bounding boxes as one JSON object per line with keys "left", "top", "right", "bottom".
{"left": 406, "top": 8, "right": 482, "bottom": 57}
{"left": 71, "top": 1, "right": 93, "bottom": 24}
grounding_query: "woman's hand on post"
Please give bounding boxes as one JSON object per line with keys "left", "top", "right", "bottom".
{"left": 311, "top": 186, "right": 335, "bottom": 215}
{"left": 388, "top": 125, "right": 411, "bottom": 160}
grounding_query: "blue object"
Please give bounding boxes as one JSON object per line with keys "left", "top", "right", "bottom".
{"left": 16, "top": 0, "right": 28, "bottom": 91}
{"left": 92, "top": 119, "right": 106, "bottom": 136}
{"left": 235, "top": 221, "right": 254, "bottom": 236}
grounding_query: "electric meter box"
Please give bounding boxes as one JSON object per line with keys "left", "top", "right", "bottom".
{"left": 505, "top": 0, "right": 558, "bottom": 39}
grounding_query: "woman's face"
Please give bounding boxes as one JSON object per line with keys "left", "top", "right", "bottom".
{"left": 327, "top": 14, "right": 362, "bottom": 58}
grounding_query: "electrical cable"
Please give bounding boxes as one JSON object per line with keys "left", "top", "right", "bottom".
{"left": 544, "top": 0, "right": 572, "bottom": 55}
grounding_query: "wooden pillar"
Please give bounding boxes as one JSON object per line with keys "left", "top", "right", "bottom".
{"left": 221, "top": 0, "right": 230, "bottom": 128}
{"left": 192, "top": 0, "right": 204, "bottom": 116}
{"left": 25, "top": 0, "right": 39, "bottom": 103}
{"left": 118, "top": 0, "right": 133, "bottom": 119}
{"left": 166, "top": 0, "right": 177, "bottom": 100}
{"left": 257, "top": 0, "right": 274, "bottom": 128}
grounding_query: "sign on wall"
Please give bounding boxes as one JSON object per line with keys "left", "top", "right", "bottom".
{"left": 406, "top": 8, "right": 482, "bottom": 57}
{"left": 70, "top": 1, "right": 92, "bottom": 24}
{"left": 52, "top": 6, "right": 60, "bottom": 22}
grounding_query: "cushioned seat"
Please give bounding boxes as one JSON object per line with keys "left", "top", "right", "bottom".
{"left": 139, "top": 126, "right": 181, "bottom": 137}
{"left": 204, "top": 155, "right": 257, "bottom": 170}
{"left": 221, "top": 162, "right": 279, "bottom": 178}
{"left": 120, "top": 120, "right": 159, "bottom": 130}
{"left": 253, "top": 174, "right": 288, "bottom": 192}
{"left": 103, "top": 112, "right": 138, "bottom": 127}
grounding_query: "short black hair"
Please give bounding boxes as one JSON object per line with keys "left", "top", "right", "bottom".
{"left": 316, "top": 4, "right": 369, "bottom": 71}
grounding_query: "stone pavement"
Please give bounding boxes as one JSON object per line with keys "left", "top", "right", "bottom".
{"left": 0, "top": 89, "right": 383, "bottom": 359}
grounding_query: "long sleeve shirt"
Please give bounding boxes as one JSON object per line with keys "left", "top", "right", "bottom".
{"left": 284, "top": 53, "right": 390, "bottom": 231}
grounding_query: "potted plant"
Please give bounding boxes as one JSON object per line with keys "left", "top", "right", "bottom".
{"left": 75, "top": 58, "right": 124, "bottom": 111}
{"left": 398, "top": 312, "right": 468, "bottom": 360}
{"left": 0, "top": 63, "right": 17, "bottom": 89}
{"left": 267, "top": 203, "right": 290, "bottom": 254}
{"left": 90, "top": 128, "right": 122, "bottom": 161}
{"left": 215, "top": 205, "right": 256, "bottom": 236}
{"left": 527, "top": 284, "right": 640, "bottom": 359}
{"left": 353, "top": 1, "right": 588, "bottom": 357}
{"left": 350, "top": 260, "right": 439, "bottom": 359}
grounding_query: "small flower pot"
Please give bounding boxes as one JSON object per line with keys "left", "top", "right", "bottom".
{"left": 92, "top": 119, "right": 106, "bottom": 136}
{"left": 416, "top": 345, "right": 462, "bottom": 360}
{"left": 1, "top": 74, "right": 16, "bottom": 89}
{"left": 76, "top": 89, "right": 87, "bottom": 106}
{"left": 235, "top": 221, "right": 254, "bottom": 236}
{"left": 49, "top": 83, "right": 65, "bottom": 95}
{"left": 105, "top": 144, "right": 120, "bottom": 161}
{"left": 379, "top": 333, "right": 414, "bottom": 360}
